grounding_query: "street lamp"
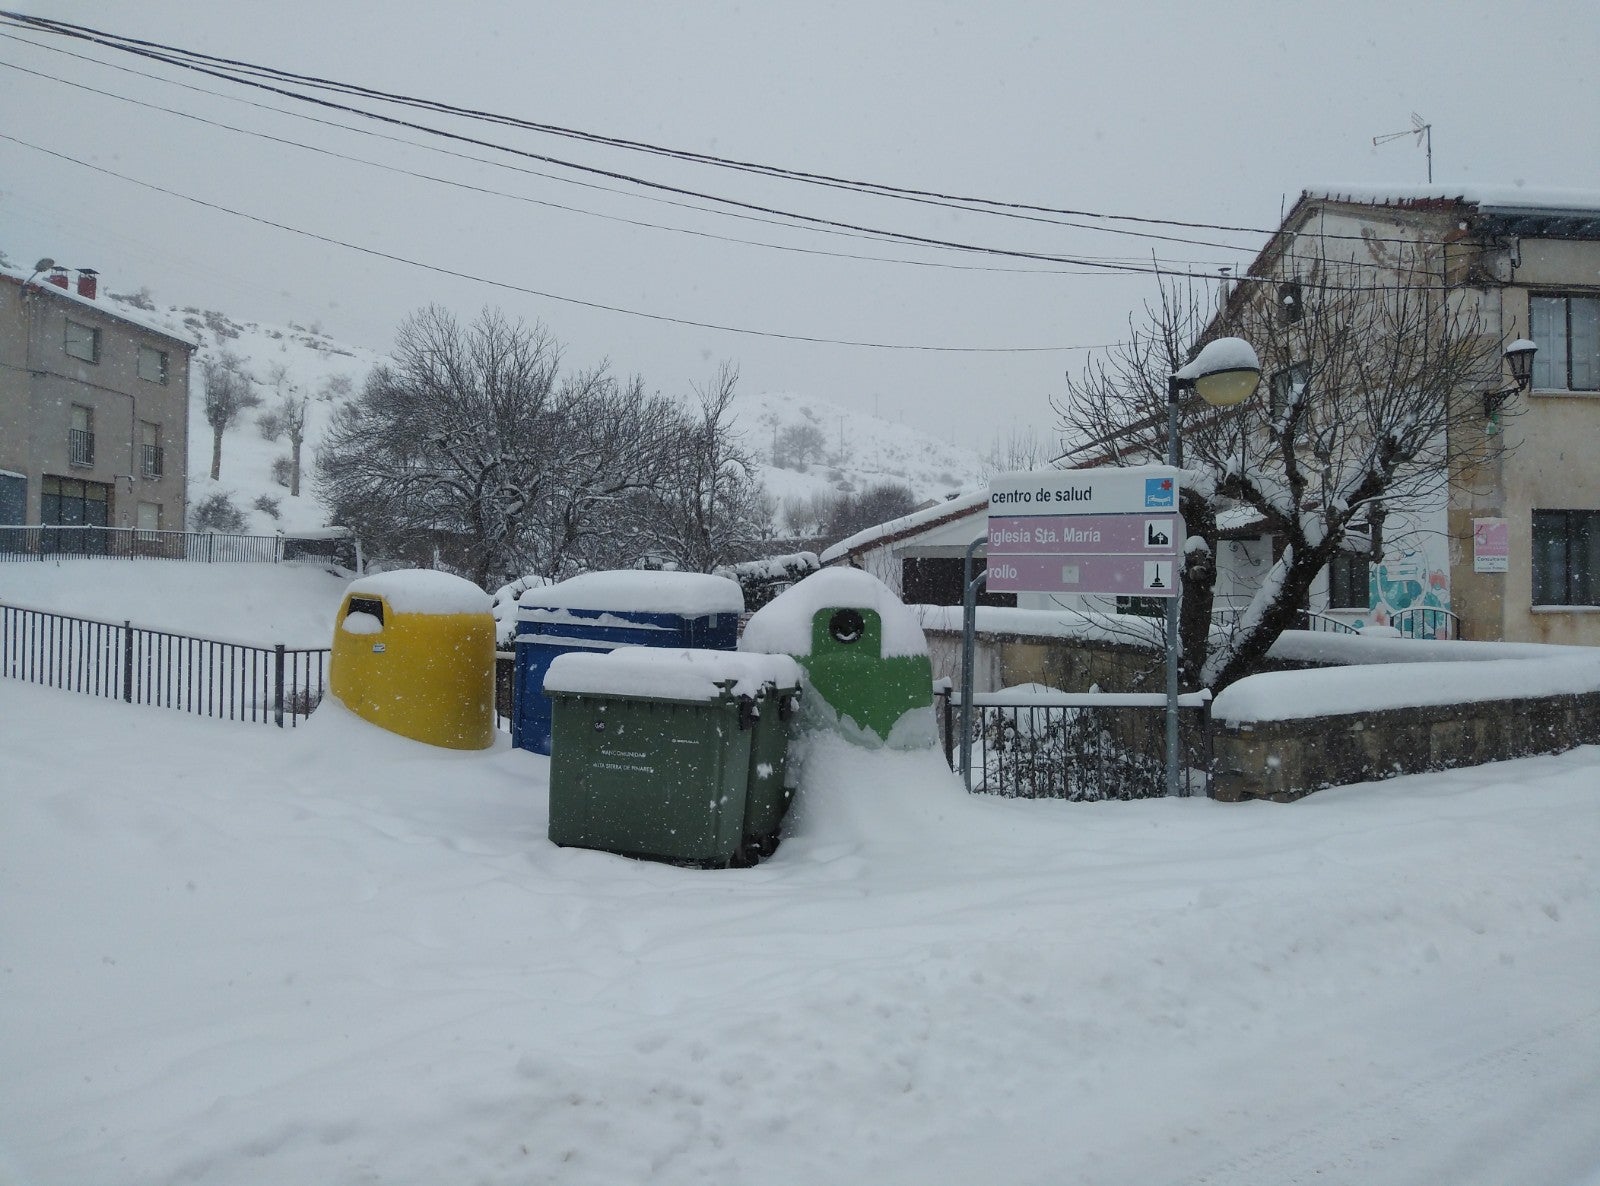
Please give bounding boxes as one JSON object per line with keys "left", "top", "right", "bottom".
{"left": 1164, "top": 336, "right": 1261, "bottom": 796}
{"left": 1484, "top": 338, "right": 1537, "bottom": 420}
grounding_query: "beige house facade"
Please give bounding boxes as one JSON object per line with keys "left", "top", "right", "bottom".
{"left": 1246, "top": 190, "right": 1600, "bottom": 645}
{"left": 1, "top": 265, "right": 194, "bottom": 540}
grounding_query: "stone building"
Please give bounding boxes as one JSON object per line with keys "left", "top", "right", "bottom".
{"left": 1, "top": 263, "right": 195, "bottom": 540}
{"left": 1234, "top": 189, "right": 1600, "bottom": 645}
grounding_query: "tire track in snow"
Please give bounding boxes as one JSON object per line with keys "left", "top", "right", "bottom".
{"left": 1170, "top": 1006, "right": 1600, "bottom": 1186}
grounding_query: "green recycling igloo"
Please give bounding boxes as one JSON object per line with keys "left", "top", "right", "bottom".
{"left": 739, "top": 567, "right": 935, "bottom": 749}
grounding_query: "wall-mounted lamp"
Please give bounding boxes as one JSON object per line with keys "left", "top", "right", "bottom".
{"left": 1484, "top": 339, "right": 1537, "bottom": 419}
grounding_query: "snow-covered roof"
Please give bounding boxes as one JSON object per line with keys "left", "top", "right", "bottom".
{"left": 346, "top": 569, "right": 491, "bottom": 616}
{"left": 0, "top": 265, "right": 200, "bottom": 349}
{"left": 1303, "top": 184, "right": 1600, "bottom": 213}
{"left": 819, "top": 489, "right": 989, "bottom": 565}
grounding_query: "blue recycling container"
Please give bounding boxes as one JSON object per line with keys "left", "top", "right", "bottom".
{"left": 511, "top": 571, "right": 744, "bottom": 755}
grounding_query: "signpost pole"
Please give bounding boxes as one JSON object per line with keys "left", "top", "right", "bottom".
{"left": 1164, "top": 378, "right": 1183, "bottom": 798}
{"left": 960, "top": 535, "right": 985, "bottom": 792}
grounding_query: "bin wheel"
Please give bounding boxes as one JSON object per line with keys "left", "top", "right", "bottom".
{"left": 728, "top": 839, "right": 760, "bottom": 869}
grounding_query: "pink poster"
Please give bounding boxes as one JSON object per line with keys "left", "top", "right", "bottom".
{"left": 1473, "top": 518, "right": 1508, "bottom": 573}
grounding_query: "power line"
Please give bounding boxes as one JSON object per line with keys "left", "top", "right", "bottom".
{"left": 0, "top": 10, "right": 1277, "bottom": 259}
{"left": 0, "top": 132, "right": 1128, "bottom": 354}
{"left": 0, "top": 54, "right": 1228, "bottom": 280}
{"left": 0, "top": 10, "right": 1282, "bottom": 244}
{"left": 0, "top": 14, "right": 1484, "bottom": 269}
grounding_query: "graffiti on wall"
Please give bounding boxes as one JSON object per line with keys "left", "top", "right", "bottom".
{"left": 1353, "top": 553, "right": 1453, "bottom": 638}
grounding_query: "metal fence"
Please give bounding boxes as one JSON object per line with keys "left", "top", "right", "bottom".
{"left": 1, "top": 601, "right": 328, "bottom": 727}
{"left": 1393, "top": 606, "right": 1460, "bottom": 640}
{"left": 0, "top": 525, "right": 283, "bottom": 563}
{"left": 0, "top": 525, "right": 358, "bottom": 567}
{"left": 938, "top": 688, "right": 1213, "bottom": 800}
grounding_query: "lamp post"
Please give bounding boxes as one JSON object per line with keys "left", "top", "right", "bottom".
{"left": 1164, "top": 337, "right": 1261, "bottom": 796}
{"left": 1484, "top": 338, "right": 1537, "bottom": 423}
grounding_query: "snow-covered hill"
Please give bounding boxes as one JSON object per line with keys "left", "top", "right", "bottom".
{"left": 732, "top": 390, "right": 991, "bottom": 511}
{"left": 96, "top": 294, "right": 384, "bottom": 537}
{"left": 106, "top": 296, "right": 991, "bottom": 541}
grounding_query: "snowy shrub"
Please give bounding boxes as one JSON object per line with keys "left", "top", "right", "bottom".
{"left": 271, "top": 456, "right": 293, "bottom": 488}
{"left": 975, "top": 702, "right": 1166, "bottom": 801}
{"left": 192, "top": 492, "right": 247, "bottom": 534}
{"left": 253, "top": 494, "right": 282, "bottom": 521}
{"left": 257, "top": 408, "right": 286, "bottom": 441}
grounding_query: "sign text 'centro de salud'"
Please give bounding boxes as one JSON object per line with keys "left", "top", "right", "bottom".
{"left": 986, "top": 467, "right": 1185, "bottom": 597}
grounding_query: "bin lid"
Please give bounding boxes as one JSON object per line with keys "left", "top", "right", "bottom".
{"left": 545, "top": 647, "right": 803, "bottom": 702}
{"left": 738, "top": 567, "right": 927, "bottom": 657}
{"left": 345, "top": 569, "right": 491, "bottom": 616}
{"left": 517, "top": 570, "right": 744, "bottom": 622}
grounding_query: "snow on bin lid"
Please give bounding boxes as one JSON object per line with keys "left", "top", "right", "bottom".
{"left": 519, "top": 570, "right": 744, "bottom": 617}
{"left": 345, "top": 569, "right": 492, "bottom": 616}
{"left": 738, "top": 567, "right": 928, "bottom": 658}
{"left": 544, "top": 647, "right": 803, "bottom": 701}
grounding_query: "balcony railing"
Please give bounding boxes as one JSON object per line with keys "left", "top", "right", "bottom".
{"left": 141, "top": 443, "right": 164, "bottom": 479}
{"left": 68, "top": 429, "right": 95, "bottom": 468}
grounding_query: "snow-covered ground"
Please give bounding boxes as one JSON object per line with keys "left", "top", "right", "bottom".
{"left": 0, "top": 559, "right": 348, "bottom": 647}
{"left": 3, "top": 561, "right": 1597, "bottom": 1182}
{"left": 2, "top": 671, "right": 1597, "bottom": 1185}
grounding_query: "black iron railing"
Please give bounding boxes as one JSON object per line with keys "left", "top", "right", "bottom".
{"left": 938, "top": 687, "right": 1213, "bottom": 800}
{"left": 140, "top": 443, "right": 164, "bottom": 479}
{"left": 1392, "top": 606, "right": 1460, "bottom": 640}
{"left": 1297, "top": 610, "right": 1360, "bottom": 634}
{"left": 1, "top": 601, "right": 327, "bottom": 727}
{"left": 68, "top": 429, "right": 95, "bottom": 467}
{"left": 1, "top": 525, "right": 281, "bottom": 563}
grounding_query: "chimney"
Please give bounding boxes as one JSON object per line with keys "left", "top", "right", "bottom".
{"left": 47, "top": 266, "right": 69, "bottom": 290}
{"left": 76, "top": 268, "right": 98, "bottom": 300}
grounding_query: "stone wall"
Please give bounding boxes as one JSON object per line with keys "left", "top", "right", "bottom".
{"left": 1213, "top": 691, "right": 1600, "bottom": 802}
{"left": 923, "top": 621, "right": 1600, "bottom": 803}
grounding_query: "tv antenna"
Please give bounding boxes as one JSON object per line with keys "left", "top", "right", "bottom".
{"left": 1373, "top": 113, "right": 1432, "bottom": 183}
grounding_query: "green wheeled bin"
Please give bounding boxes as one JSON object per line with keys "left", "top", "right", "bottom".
{"left": 743, "top": 668, "right": 803, "bottom": 858}
{"left": 544, "top": 648, "right": 802, "bottom": 867}
{"left": 740, "top": 567, "right": 936, "bottom": 749}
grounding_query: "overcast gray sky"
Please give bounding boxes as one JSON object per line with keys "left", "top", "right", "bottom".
{"left": 4, "top": 1, "right": 1597, "bottom": 449}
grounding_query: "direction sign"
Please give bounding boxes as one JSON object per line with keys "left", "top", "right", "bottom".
{"left": 986, "top": 466, "right": 1183, "bottom": 596}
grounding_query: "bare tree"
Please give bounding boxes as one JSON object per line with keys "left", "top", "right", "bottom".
{"left": 316, "top": 309, "right": 771, "bottom": 585}
{"left": 773, "top": 421, "right": 827, "bottom": 470}
{"left": 629, "top": 363, "right": 773, "bottom": 572}
{"left": 823, "top": 482, "right": 920, "bottom": 546}
{"left": 200, "top": 350, "right": 261, "bottom": 480}
{"left": 1054, "top": 247, "right": 1501, "bottom": 693}
{"left": 282, "top": 395, "right": 308, "bottom": 496}
{"left": 984, "top": 424, "right": 1052, "bottom": 474}
{"left": 317, "top": 307, "right": 563, "bottom": 586}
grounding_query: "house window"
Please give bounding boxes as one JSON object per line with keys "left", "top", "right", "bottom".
{"left": 64, "top": 319, "right": 100, "bottom": 363}
{"left": 140, "top": 421, "right": 164, "bottom": 479}
{"left": 138, "top": 345, "right": 169, "bottom": 384}
{"left": 1532, "top": 510, "right": 1600, "bottom": 606}
{"left": 901, "top": 557, "right": 1016, "bottom": 608}
{"left": 1115, "top": 595, "right": 1164, "bottom": 618}
{"left": 1327, "top": 552, "right": 1371, "bottom": 610}
{"left": 69, "top": 405, "right": 95, "bottom": 468}
{"left": 40, "top": 475, "right": 111, "bottom": 554}
{"left": 1269, "top": 362, "right": 1309, "bottom": 419}
{"left": 137, "top": 501, "right": 162, "bottom": 534}
{"left": 1530, "top": 294, "right": 1600, "bottom": 391}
